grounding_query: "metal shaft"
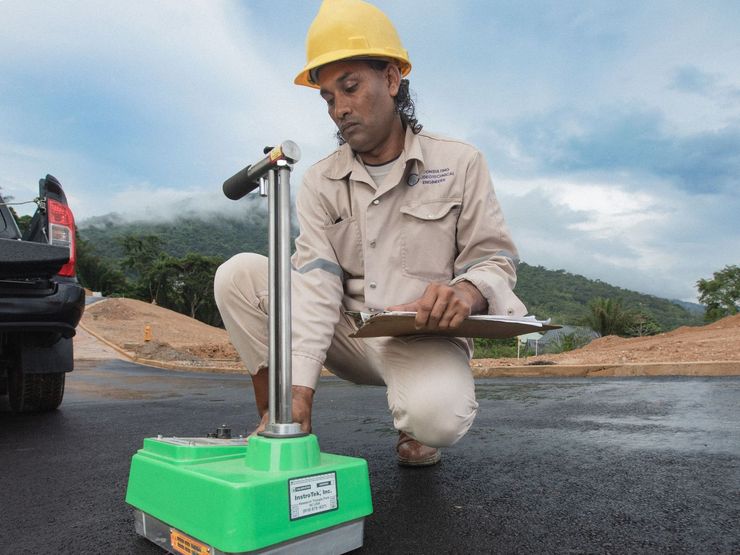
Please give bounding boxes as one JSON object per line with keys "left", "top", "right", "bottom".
{"left": 267, "top": 166, "right": 293, "bottom": 425}
{"left": 267, "top": 168, "right": 280, "bottom": 425}
{"left": 223, "top": 141, "right": 303, "bottom": 439}
{"left": 277, "top": 165, "right": 293, "bottom": 423}
{"left": 263, "top": 163, "right": 303, "bottom": 437}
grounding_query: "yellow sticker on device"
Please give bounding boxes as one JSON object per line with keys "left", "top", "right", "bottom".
{"left": 170, "top": 528, "right": 211, "bottom": 555}
{"left": 269, "top": 145, "right": 283, "bottom": 162}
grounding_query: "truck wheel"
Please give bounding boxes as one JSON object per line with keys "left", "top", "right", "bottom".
{"left": 8, "top": 369, "right": 65, "bottom": 413}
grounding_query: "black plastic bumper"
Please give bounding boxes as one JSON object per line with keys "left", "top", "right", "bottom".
{"left": 0, "top": 280, "right": 85, "bottom": 338}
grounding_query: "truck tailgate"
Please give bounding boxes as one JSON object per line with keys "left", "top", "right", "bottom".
{"left": 0, "top": 238, "right": 69, "bottom": 279}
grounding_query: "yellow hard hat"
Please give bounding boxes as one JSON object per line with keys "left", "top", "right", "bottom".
{"left": 295, "top": 0, "right": 412, "bottom": 89}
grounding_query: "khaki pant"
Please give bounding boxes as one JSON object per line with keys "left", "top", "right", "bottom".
{"left": 214, "top": 253, "right": 478, "bottom": 448}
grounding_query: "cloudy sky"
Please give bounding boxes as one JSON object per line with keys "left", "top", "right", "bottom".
{"left": 2, "top": 1, "right": 738, "bottom": 302}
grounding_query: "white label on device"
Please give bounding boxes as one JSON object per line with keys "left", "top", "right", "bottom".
{"left": 289, "top": 472, "right": 338, "bottom": 520}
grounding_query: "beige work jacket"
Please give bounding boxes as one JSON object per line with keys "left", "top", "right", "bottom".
{"left": 290, "top": 127, "right": 527, "bottom": 388}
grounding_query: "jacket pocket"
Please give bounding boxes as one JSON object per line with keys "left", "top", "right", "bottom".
{"left": 400, "top": 198, "right": 461, "bottom": 281}
{"left": 322, "top": 217, "right": 363, "bottom": 278}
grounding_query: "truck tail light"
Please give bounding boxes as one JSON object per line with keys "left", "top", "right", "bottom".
{"left": 47, "top": 198, "right": 77, "bottom": 277}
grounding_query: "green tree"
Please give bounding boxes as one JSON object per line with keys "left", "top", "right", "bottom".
{"left": 584, "top": 297, "right": 635, "bottom": 337}
{"left": 625, "top": 311, "right": 662, "bottom": 337}
{"left": 120, "top": 234, "right": 163, "bottom": 271}
{"left": 112, "top": 233, "right": 225, "bottom": 326}
{"left": 15, "top": 214, "right": 32, "bottom": 235}
{"left": 473, "top": 338, "right": 519, "bottom": 359}
{"left": 0, "top": 190, "right": 32, "bottom": 234}
{"left": 547, "top": 329, "right": 594, "bottom": 353}
{"left": 145, "top": 254, "right": 182, "bottom": 309}
{"left": 76, "top": 234, "right": 128, "bottom": 295}
{"left": 119, "top": 234, "right": 168, "bottom": 301}
{"left": 139, "top": 252, "right": 223, "bottom": 326}
{"left": 697, "top": 265, "right": 740, "bottom": 322}
{"left": 176, "top": 253, "right": 224, "bottom": 320}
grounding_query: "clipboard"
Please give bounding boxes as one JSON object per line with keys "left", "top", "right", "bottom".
{"left": 347, "top": 311, "right": 561, "bottom": 339}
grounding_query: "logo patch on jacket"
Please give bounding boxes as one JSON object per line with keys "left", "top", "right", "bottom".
{"left": 420, "top": 168, "right": 455, "bottom": 185}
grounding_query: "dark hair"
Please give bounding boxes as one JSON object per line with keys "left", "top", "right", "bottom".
{"left": 336, "top": 59, "right": 422, "bottom": 144}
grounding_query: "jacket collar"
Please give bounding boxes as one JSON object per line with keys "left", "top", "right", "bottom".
{"left": 322, "top": 126, "right": 425, "bottom": 183}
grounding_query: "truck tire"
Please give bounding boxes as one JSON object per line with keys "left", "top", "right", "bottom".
{"left": 8, "top": 369, "right": 65, "bottom": 412}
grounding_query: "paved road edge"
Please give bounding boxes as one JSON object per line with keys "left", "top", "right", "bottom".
{"left": 472, "top": 360, "right": 740, "bottom": 377}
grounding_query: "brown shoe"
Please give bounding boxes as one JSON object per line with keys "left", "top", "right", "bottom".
{"left": 396, "top": 431, "right": 441, "bottom": 467}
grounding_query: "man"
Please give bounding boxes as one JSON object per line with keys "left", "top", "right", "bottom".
{"left": 215, "top": 0, "right": 526, "bottom": 466}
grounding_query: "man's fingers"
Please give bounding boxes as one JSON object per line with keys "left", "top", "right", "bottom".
{"left": 415, "top": 288, "right": 439, "bottom": 328}
{"left": 427, "top": 298, "right": 452, "bottom": 329}
{"left": 390, "top": 283, "right": 476, "bottom": 330}
{"left": 448, "top": 311, "right": 467, "bottom": 330}
{"left": 250, "top": 412, "right": 269, "bottom": 438}
{"left": 414, "top": 311, "right": 428, "bottom": 328}
{"left": 438, "top": 300, "right": 465, "bottom": 329}
{"left": 428, "top": 285, "right": 461, "bottom": 329}
{"left": 438, "top": 307, "right": 455, "bottom": 329}
{"left": 292, "top": 385, "right": 314, "bottom": 434}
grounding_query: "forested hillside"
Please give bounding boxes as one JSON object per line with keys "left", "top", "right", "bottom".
{"left": 516, "top": 264, "right": 702, "bottom": 329}
{"left": 79, "top": 215, "right": 703, "bottom": 331}
{"left": 80, "top": 206, "right": 274, "bottom": 261}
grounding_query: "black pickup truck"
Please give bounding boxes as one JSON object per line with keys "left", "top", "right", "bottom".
{"left": 0, "top": 175, "right": 85, "bottom": 412}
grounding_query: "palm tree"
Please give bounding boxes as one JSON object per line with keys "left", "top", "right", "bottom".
{"left": 585, "top": 297, "right": 634, "bottom": 337}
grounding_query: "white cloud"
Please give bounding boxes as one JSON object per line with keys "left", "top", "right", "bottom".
{"left": 552, "top": 183, "right": 664, "bottom": 238}
{"left": 497, "top": 174, "right": 739, "bottom": 301}
{"left": 97, "top": 183, "right": 273, "bottom": 224}
{"left": 0, "top": 0, "right": 334, "bottom": 217}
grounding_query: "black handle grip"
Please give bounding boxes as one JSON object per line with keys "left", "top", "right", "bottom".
{"left": 223, "top": 165, "right": 259, "bottom": 200}
{"left": 222, "top": 141, "right": 301, "bottom": 201}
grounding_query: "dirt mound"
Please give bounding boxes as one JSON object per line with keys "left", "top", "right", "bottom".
{"left": 88, "top": 300, "right": 138, "bottom": 320}
{"left": 82, "top": 298, "right": 244, "bottom": 371}
{"left": 123, "top": 340, "right": 201, "bottom": 362}
{"left": 186, "top": 343, "right": 239, "bottom": 359}
{"left": 702, "top": 313, "right": 740, "bottom": 330}
{"left": 480, "top": 313, "right": 740, "bottom": 367}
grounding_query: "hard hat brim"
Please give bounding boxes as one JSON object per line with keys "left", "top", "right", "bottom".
{"left": 295, "top": 50, "right": 411, "bottom": 88}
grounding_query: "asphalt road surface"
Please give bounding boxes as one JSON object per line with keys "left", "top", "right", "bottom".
{"left": 1, "top": 360, "right": 738, "bottom": 554}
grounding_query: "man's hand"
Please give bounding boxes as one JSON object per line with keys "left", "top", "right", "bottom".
{"left": 251, "top": 367, "right": 314, "bottom": 435}
{"left": 387, "top": 281, "right": 487, "bottom": 331}
{"left": 290, "top": 386, "right": 314, "bottom": 434}
{"left": 252, "top": 386, "right": 313, "bottom": 435}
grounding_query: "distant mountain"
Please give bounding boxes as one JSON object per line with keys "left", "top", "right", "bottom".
{"left": 671, "top": 299, "right": 705, "bottom": 316}
{"left": 79, "top": 214, "right": 703, "bottom": 332}
{"left": 79, "top": 201, "right": 277, "bottom": 261}
{"left": 515, "top": 264, "right": 702, "bottom": 330}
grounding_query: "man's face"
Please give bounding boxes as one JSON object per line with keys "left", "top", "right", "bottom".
{"left": 317, "top": 60, "right": 400, "bottom": 155}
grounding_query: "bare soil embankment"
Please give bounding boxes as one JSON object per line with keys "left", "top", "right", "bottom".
{"left": 474, "top": 314, "right": 740, "bottom": 377}
{"left": 78, "top": 298, "right": 740, "bottom": 376}
{"left": 79, "top": 298, "right": 244, "bottom": 372}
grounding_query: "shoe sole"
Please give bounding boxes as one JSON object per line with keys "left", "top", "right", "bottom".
{"left": 397, "top": 451, "right": 442, "bottom": 467}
